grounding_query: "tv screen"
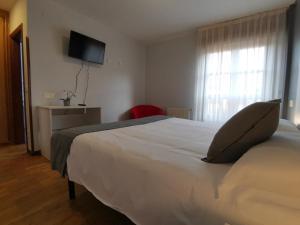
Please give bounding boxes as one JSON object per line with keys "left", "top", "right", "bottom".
{"left": 68, "top": 31, "right": 106, "bottom": 64}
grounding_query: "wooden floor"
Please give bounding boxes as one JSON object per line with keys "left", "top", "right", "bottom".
{"left": 0, "top": 144, "right": 135, "bottom": 225}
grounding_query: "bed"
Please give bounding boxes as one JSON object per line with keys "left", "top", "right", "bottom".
{"left": 51, "top": 116, "right": 300, "bottom": 225}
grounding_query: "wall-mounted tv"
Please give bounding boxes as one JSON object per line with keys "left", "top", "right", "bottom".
{"left": 68, "top": 31, "right": 106, "bottom": 64}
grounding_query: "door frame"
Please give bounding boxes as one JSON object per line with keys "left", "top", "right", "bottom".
{"left": 26, "top": 37, "right": 35, "bottom": 154}
{"left": 9, "top": 24, "right": 27, "bottom": 147}
{"left": 9, "top": 24, "right": 36, "bottom": 154}
{"left": 0, "top": 9, "right": 10, "bottom": 143}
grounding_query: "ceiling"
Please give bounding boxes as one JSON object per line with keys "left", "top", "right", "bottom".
{"left": 53, "top": 0, "right": 294, "bottom": 43}
{"left": 0, "top": 0, "right": 295, "bottom": 41}
{"left": 3, "top": 0, "right": 293, "bottom": 43}
{"left": 0, "top": 0, "right": 16, "bottom": 11}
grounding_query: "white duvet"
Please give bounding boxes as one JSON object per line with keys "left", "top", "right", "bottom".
{"left": 67, "top": 118, "right": 300, "bottom": 225}
{"left": 218, "top": 120, "right": 300, "bottom": 225}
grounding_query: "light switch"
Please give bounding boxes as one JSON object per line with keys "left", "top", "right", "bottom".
{"left": 289, "top": 100, "right": 294, "bottom": 108}
{"left": 44, "top": 92, "right": 56, "bottom": 99}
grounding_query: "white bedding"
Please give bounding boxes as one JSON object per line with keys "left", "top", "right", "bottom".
{"left": 67, "top": 118, "right": 300, "bottom": 225}
{"left": 219, "top": 121, "right": 300, "bottom": 225}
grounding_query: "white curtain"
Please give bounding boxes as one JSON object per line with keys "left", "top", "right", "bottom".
{"left": 194, "top": 8, "right": 288, "bottom": 122}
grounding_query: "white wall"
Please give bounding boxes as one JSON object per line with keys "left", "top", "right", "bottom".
{"left": 146, "top": 32, "right": 197, "bottom": 110}
{"left": 28, "top": 0, "right": 146, "bottom": 150}
{"left": 9, "top": 0, "right": 27, "bottom": 34}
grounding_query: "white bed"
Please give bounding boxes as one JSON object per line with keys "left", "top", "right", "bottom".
{"left": 67, "top": 118, "right": 300, "bottom": 225}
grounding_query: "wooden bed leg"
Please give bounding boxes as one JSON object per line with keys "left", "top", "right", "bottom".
{"left": 68, "top": 180, "right": 76, "bottom": 200}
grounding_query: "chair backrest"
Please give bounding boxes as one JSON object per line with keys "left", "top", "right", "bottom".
{"left": 130, "top": 105, "right": 166, "bottom": 119}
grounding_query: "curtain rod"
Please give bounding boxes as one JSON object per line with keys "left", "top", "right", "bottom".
{"left": 198, "top": 5, "right": 290, "bottom": 31}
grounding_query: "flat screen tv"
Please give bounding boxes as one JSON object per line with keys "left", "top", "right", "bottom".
{"left": 68, "top": 31, "right": 106, "bottom": 64}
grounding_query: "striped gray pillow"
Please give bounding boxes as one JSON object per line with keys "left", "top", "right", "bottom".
{"left": 203, "top": 101, "right": 280, "bottom": 163}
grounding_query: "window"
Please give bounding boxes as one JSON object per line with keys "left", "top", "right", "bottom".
{"left": 194, "top": 9, "right": 288, "bottom": 122}
{"left": 203, "top": 46, "right": 266, "bottom": 121}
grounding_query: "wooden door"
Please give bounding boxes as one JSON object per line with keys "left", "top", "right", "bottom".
{"left": 10, "top": 27, "right": 26, "bottom": 144}
{"left": 0, "top": 11, "right": 9, "bottom": 143}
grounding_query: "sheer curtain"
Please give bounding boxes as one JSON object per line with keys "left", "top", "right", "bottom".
{"left": 194, "top": 8, "right": 288, "bottom": 122}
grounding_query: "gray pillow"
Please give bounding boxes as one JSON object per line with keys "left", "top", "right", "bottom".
{"left": 203, "top": 101, "right": 280, "bottom": 163}
{"left": 269, "top": 99, "right": 282, "bottom": 103}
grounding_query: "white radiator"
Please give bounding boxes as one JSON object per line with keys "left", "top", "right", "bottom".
{"left": 167, "top": 107, "right": 192, "bottom": 119}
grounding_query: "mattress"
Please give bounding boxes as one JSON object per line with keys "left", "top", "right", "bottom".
{"left": 67, "top": 118, "right": 232, "bottom": 225}
{"left": 67, "top": 118, "right": 300, "bottom": 225}
{"left": 51, "top": 115, "right": 169, "bottom": 176}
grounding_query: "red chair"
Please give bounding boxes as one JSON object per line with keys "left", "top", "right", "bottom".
{"left": 130, "top": 105, "right": 166, "bottom": 119}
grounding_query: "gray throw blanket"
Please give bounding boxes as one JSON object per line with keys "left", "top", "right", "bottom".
{"left": 51, "top": 115, "right": 169, "bottom": 176}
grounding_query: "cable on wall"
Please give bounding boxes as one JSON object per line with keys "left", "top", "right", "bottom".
{"left": 82, "top": 63, "right": 90, "bottom": 105}
{"left": 74, "top": 61, "right": 84, "bottom": 94}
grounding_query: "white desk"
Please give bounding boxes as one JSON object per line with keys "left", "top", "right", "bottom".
{"left": 38, "top": 106, "right": 101, "bottom": 160}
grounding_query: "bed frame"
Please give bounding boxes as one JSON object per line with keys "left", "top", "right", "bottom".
{"left": 68, "top": 179, "right": 76, "bottom": 200}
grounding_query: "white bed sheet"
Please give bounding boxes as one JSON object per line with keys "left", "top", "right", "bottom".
{"left": 68, "top": 118, "right": 300, "bottom": 225}
{"left": 67, "top": 118, "right": 234, "bottom": 225}
{"left": 218, "top": 122, "right": 300, "bottom": 225}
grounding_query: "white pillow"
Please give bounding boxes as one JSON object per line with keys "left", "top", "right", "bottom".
{"left": 218, "top": 127, "right": 300, "bottom": 225}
